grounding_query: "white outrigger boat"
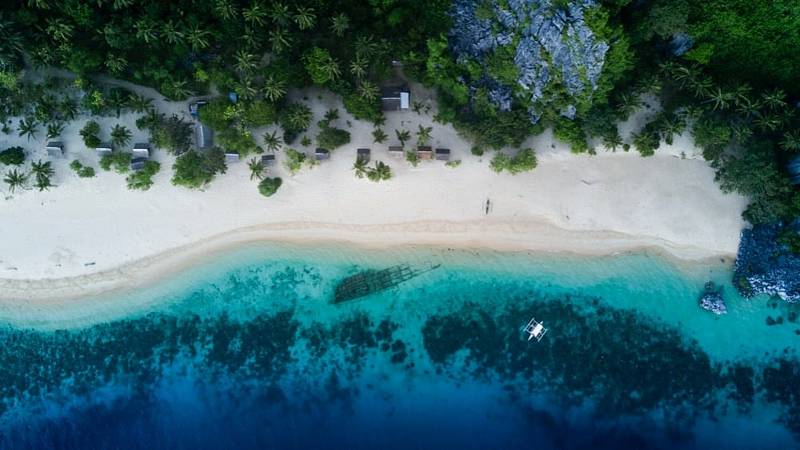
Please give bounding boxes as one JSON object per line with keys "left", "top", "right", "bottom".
{"left": 522, "top": 317, "right": 548, "bottom": 342}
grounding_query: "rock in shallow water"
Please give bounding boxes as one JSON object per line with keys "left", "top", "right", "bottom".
{"left": 699, "top": 282, "right": 727, "bottom": 315}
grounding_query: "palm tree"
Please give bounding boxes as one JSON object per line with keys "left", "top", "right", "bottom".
{"left": 236, "top": 76, "right": 258, "bottom": 102}
{"left": 731, "top": 123, "right": 753, "bottom": 144}
{"left": 263, "top": 130, "right": 281, "bottom": 152}
{"left": 731, "top": 84, "right": 753, "bottom": 108}
{"left": 263, "top": 75, "right": 286, "bottom": 102}
{"left": 735, "top": 97, "right": 761, "bottom": 118}
{"left": 243, "top": 2, "right": 267, "bottom": 26}
{"left": 352, "top": 158, "right": 367, "bottom": 178}
{"left": 135, "top": 18, "right": 158, "bottom": 44}
{"left": 293, "top": 6, "right": 316, "bottom": 30}
{"left": 358, "top": 81, "right": 379, "bottom": 102}
{"left": 367, "top": 161, "right": 391, "bottom": 182}
{"left": 30, "top": 160, "right": 52, "bottom": 178}
{"left": 4, "top": 169, "right": 27, "bottom": 194}
{"left": 128, "top": 93, "right": 153, "bottom": 114}
{"left": 57, "top": 97, "right": 78, "bottom": 122}
{"left": 18, "top": 117, "right": 38, "bottom": 141}
{"left": 780, "top": 131, "right": 800, "bottom": 153}
{"left": 168, "top": 79, "right": 193, "bottom": 99}
{"left": 372, "top": 128, "right": 387, "bottom": 144}
{"left": 111, "top": 124, "right": 132, "bottom": 148}
{"left": 615, "top": 93, "right": 641, "bottom": 117}
{"left": 45, "top": 18, "right": 73, "bottom": 42}
{"left": 186, "top": 25, "right": 211, "bottom": 51}
{"left": 248, "top": 158, "right": 265, "bottom": 180}
{"left": 761, "top": 88, "right": 787, "bottom": 111}
{"left": 105, "top": 54, "right": 128, "bottom": 76}
{"left": 395, "top": 129, "right": 411, "bottom": 148}
{"left": 269, "top": 28, "right": 291, "bottom": 54}
{"left": 602, "top": 132, "right": 623, "bottom": 151}
{"left": 704, "top": 86, "right": 734, "bottom": 111}
{"left": 322, "top": 57, "right": 341, "bottom": 82}
{"left": 330, "top": 13, "right": 349, "bottom": 37}
{"left": 112, "top": 0, "right": 134, "bottom": 10}
{"left": 324, "top": 108, "right": 339, "bottom": 123}
{"left": 350, "top": 57, "right": 368, "bottom": 80}
{"left": 162, "top": 20, "right": 184, "bottom": 46}
{"left": 688, "top": 77, "right": 712, "bottom": 98}
{"left": 753, "top": 111, "right": 781, "bottom": 132}
{"left": 269, "top": 2, "right": 291, "bottom": 27}
{"left": 234, "top": 49, "right": 257, "bottom": 73}
{"left": 416, "top": 125, "right": 433, "bottom": 146}
{"left": 354, "top": 35, "right": 377, "bottom": 60}
{"left": 287, "top": 105, "right": 312, "bottom": 131}
{"left": 46, "top": 122, "right": 64, "bottom": 140}
{"left": 240, "top": 27, "right": 258, "bottom": 50}
{"left": 214, "top": 0, "right": 238, "bottom": 21}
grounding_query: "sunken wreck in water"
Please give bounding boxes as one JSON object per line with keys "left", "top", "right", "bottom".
{"left": 333, "top": 263, "right": 441, "bottom": 303}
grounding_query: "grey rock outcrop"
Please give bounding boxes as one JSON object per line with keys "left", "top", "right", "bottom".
{"left": 734, "top": 223, "right": 800, "bottom": 303}
{"left": 699, "top": 282, "right": 727, "bottom": 315}
{"left": 449, "top": 0, "right": 609, "bottom": 123}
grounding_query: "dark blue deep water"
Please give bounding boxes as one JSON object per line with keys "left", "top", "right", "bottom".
{"left": 1, "top": 245, "right": 798, "bottom": 449}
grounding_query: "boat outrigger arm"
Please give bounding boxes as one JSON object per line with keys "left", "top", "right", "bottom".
{"left": 523, "top": 317, "right": 548, "bottom": 342}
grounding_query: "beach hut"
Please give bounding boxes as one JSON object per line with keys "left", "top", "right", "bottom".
{"left": 45, "top": 142, "right": 64, "bottom": 158}
{"left": 388, "top": 146, "right": 404, "bottom": 158}
{"left": 417, "top": 146, "right": 433, "bottom": 160}
{"left": 225, "top": 151, "right": 240, "bottom": 163}
{"left": 132, "top": 143, "right": 151, "bottom": 159}
{"left": 196, "top": 123, "right": 214, "bottom": 149}
{"left": 261, "top": 153, "right": 276, "bottom": 166}
{"left": 380, "top": 85, "right": 410, "bottom": 111}
{"left": 189, "top": 100, "right": 207, "bottom": 118}
{"left": 435, "top": 148, "right": 451, "bottom": 161}
{"left": 95, "top": 143, "right": 113, "bottom": 156}
{"left": 315, "top": 148, "right": 330, "bottom": 161}
{"left": 357, "top": 148, "right": 371, "bottom": 163}
{"left": 130, "top": 157, "right": 147, "bottom": 172}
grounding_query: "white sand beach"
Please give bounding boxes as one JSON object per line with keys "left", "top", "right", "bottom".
{"left": 0, "top": 80, "right": 747, "bottom": 302}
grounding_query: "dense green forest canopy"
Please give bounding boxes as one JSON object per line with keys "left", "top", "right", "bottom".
{"left": 0, "top": 0, "right": 797, "bottom": 230}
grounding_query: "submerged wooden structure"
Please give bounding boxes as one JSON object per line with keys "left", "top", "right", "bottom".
{"left": 333, "top": 263, "right": 440, "bottom": 303}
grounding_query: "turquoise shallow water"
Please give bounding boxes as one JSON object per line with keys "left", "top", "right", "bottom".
{"left": 0, "top": 244, "right": 798, "bottom": 449}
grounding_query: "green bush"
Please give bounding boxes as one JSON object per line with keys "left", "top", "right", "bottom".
{"left": 79, "top": 121, "right": 102, "bottom": 148}
{"left": 150, "top": 114, "right": 193, "bottom": 155}
{"left": 405, "top": 151, "right": 419, "bottom": 167}
{"left": 553, "top": 120, "right": 589, "bottom": 153}
{"left": 490, "top": 148, "right": 538, "bottom": 174}
{"left": 126, "top": 160, "right": 160, "bottom": 190}
{"left": 198, "top": 99, "right": 233, "bottom": 130}
{"left": 217, "top": 128, "right": 259, "bottom": 157}
{"left": 343, "top": 92, "right": 383, "bottom": 123}
{"left": 632, "top": 129, "right": 660, "bottom": 157}
{"left": 470, "top": 146, "right": 484, "bottom": 156}
{"left": 172, "top": 149, "right": 227, "bottom": 189}
{"left": 241, "top": 100, "right": 278, "bottom": 128}
{"left": 316, "top": 124, "right": 351, "bottom": 150}
{"left": 258, "top": 177, "right": 283, "bottom": 197}
{"left": 284, "top": 148, "right": 307, "bottom": 174}
{"left": 99, "top": 152, "right": 132, "bottom": 173}
{"left": 69, "top": 160, "right": 96, "bottom": 178}
{"left": 0, "top": 146, "right": 25, "bottom": 165}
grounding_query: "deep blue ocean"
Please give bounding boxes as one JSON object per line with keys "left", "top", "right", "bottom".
{"left": 0, "top": 244, "right": 798, "bottom": 449}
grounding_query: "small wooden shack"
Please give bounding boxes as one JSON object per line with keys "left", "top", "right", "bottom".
{"left": 315, "top": 148, "right": 330, "bottom": 160}
{"left": 357, "top": 148, "right": 371, "bottom": 163}
{"left": 417, "top": 146, "right": 433, "bottom": 160}
{"left": 132, "top": 143, "right": 151, "bottom": 159}
{"left": 261, "top": 153, "right": 276, "bottom": 166}
{"left": 45, "top": 142, "right": 64, "bottom": 158}
{"left": 196, "top": 123, "right": 214, "bottom": 149}
{"left": 380, "top": 85, "right": 410, "bottom": 111}
{"left": 95, "top": 143, "right": 113, "bottom": 156}
{"left": 130, "top": 157, "right": 147, "bottom": 171}
{"left": 435, "top": 148, "right": 450, "bottom": 161}
{"left": 225, "top": 151, "right": 240, "bottom": 163}
{"left": 388, "top": 146, "right": 404, "bottom": 158}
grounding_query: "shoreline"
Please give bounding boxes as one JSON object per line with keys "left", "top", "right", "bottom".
{"left": 0, "top": 219, "right": 736, "bottom": 305}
